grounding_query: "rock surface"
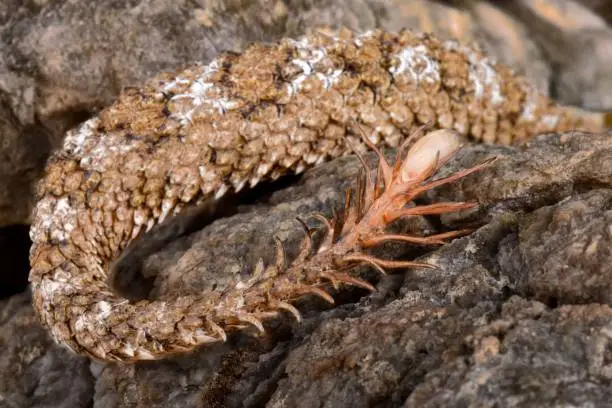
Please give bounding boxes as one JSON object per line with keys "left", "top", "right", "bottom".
{"left": 4, "top": 131, "right": 610, "bottom": 407}
{"left": 1, "top": 1, "right": 612, "bottom": 407}
{"left": 141, "top": 132, "right": 612, "bottom": 408}
{"left": 0, "top": 93, "right": 50, "bottom": 228}
{"left": 0, "top": 291, "right": 93, "bottom": 408}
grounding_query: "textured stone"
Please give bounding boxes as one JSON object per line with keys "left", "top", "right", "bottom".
{"left": 575, "top": 0, "right": 612, "bottom": 23}
{"left": 102, "top": 132, "right": 611, "bottom": 407}
{"left": 502, "top": 189, "right": 612, "bottom": 305}
{"left": 2, "top": 130, "right": 611, "bottom": 407}
{"left": 0, "top": 291, "right": 93, "bottom": 408}
{"left": 404, "top": 298, "right": 612, "bottom": 407}
{"left": 0, "top": 92, "right": 50, "bottom": 227}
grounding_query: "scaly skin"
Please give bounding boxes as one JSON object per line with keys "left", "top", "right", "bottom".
{"left": 28, "top": 29, "right": 605, "bottom": 362}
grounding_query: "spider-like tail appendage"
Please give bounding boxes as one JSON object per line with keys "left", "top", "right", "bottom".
{"left": 208, "top": 127, "right": 496, "bottom": 334}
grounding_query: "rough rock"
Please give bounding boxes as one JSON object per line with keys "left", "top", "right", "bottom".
{"left": 576, "top": 0, "right": 612, "bottom": 23}
{"left": 0, "top": 92, "right": 50, "bottom": 227}
{"left": 2, "top": 129, "right": 611, "bottom": 407}
{"left": 84, "top": 132, "right": 612, "bottom": 407}
{"left": 505, "top": 189, "right": 612, "bottom": 306}
{"left": 429, "top": 131, "right": 612, "bottom": 215}
{"left": 0, "top": 291, "right": 93, "bottom": 408}
{"left": 404, "top": 299, "right": 612, "bottom": 407}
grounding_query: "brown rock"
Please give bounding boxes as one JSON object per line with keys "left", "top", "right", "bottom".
{"left": 575, "top": 0, "right": 612, "bottom": 23}
{"left": 405, "top": 298, "right": 612, "bottom": 407}
{"left": 429, "top": 131, "right": 612, "bottom": 216}
{"left": 503, "top": 189, "right": 612, "bottom": 305}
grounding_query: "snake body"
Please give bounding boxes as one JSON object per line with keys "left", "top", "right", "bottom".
{"left": 28, "top": 29, "right": 604, "bottom": 362}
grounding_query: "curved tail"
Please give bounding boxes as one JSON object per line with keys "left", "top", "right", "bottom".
{"left": 28, "top": 28, "right": 609, "bottom": 362}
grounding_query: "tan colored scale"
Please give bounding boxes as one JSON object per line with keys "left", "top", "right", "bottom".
{"left": 29, "top": 28, "right": 607, "bottom": 362}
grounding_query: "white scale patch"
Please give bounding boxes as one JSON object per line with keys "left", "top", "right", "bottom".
{"left": 520, "top": 97, "right": 538, "bottom": 121}
{"left": 164, "top": 32, "right": 359, "bottom": 126}
{"left": 30, "top": 196, "right": 77, "bottom": 244}
{"left": 353, "top": 30, "right": 375, "bottom": 47}
{"left": 95, "top": 300, "right": 112, "bottom": 319}
{"left": 444, "top": 41, "right": 505, "bottom": 106}
{"left": 389, "top": 44, "right": 441, "bottom": 85}
{"left": 37, "top": 278, "right": 71, "bottom": 306}
{"left": 165, "top": 60, "right": 239, "bottom": 125}
{"left": 518, "top": 86, "right": 561, "bottom": 129}
{"left": 539, "top": 114, "right": 560, "bottom": 129}
{"left": 516, "top": 83, "right": 563, "bottom": 130}
{"left": 467, "top": 52, "right": 504, "bottom": 105}
{"left": 73, "top": 300, "right": 127, "bottom": 332}
{"left": 62, "top": 117, "right": 139, "bottom": 172}
{"left": 62, "top": 117, "right": 98, "bottom": 156}
{"left": 286, "top": 36, "right": 344, "bottom": 96}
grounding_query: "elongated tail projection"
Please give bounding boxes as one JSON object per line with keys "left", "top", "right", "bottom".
{"left": 29, "top": 29, "right": 600, "bottom": 362}
{"left": 30, "top": 125, "right": 490, "bottom": 362}
{"left": 246, "top": 128, "right": 496, "bottom": 318}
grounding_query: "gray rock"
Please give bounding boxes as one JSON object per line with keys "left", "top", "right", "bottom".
{"left": 504, "top": 189, "right": 612, "bottom": 304}
{"left": 92, "top": 132, "right": 612, "bottom": 407}
{"left": 3, "top": 130, "right": 611, "bottom": 407}
{"left": 576, "top": 0, "right": 612, "bottom": 23}
{"left": 404, "top": 298, "right": 612, "bottom": 407}
{"left": 0, "top": 92, "right": 50, "bottom": 227}
{"left": 0, "top": 291, "right": 93, "bottom": 408}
